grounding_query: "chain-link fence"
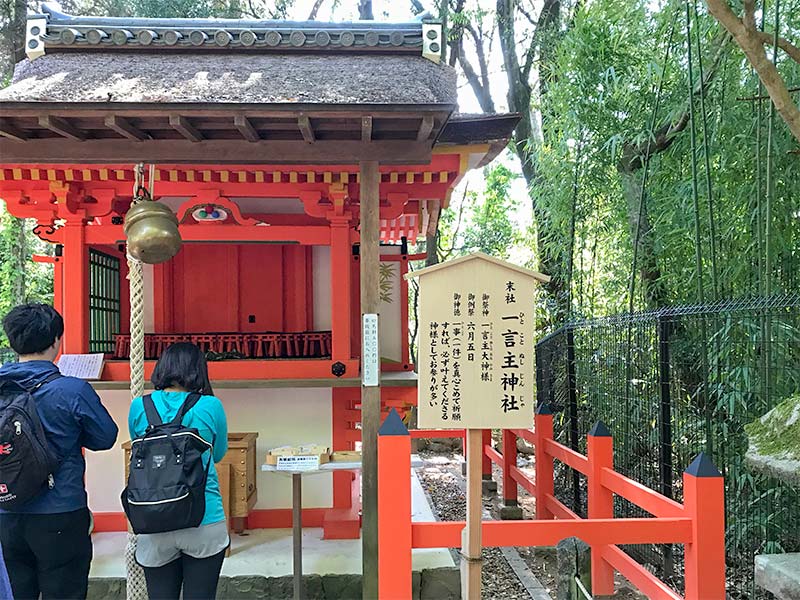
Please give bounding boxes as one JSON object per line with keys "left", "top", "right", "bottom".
{"left": 536, "top": 295, "right": 800, "bottom": 598}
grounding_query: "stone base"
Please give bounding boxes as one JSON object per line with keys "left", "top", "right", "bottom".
{"left": 755, "top": 553, "right": 800, "bottom": 600}
{"left": 499, "top": 503, "right": 524, "bottom": 520}
{"left": 482, "top": 475, "right": 498, "bottom": 495}
{"left": 88, "top": 568, "right": 461, "bottom": 600}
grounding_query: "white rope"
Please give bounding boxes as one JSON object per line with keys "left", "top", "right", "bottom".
{"left": 125, "top": 163, "right": 149, "bottom": 600}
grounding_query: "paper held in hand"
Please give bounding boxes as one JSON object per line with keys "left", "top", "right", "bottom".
{"left": 57, "top": 353, "right": 105, "bottom": 380}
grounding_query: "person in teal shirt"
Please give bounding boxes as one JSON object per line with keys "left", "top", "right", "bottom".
{"left": 127, "top": 342, "right": 228, "bottom": 600}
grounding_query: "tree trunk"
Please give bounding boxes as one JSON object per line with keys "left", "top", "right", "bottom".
{"left": 706, "top": 0, "right": 800, "bottom": 143}
{"left": 358, "top": 0, "right": 373, "bottom": 20}
{"left": 619, "top": 169, "right": 668, "bottom": 309}
{"left": 496, "top": 0, "right": 567, "bottom": 326}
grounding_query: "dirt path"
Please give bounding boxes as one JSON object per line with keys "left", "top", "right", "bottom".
{"left": 415, "top": 450, "right": 646, "bottom": 599}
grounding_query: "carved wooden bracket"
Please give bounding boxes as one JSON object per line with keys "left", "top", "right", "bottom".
{"left": 175, "top": 191, "right": 263, "bottom": 226}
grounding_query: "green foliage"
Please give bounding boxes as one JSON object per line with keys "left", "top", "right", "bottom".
{"left": 437, "top": 162, "right": 522, "bottom": 261}
{"left": 0, "top": 204, "right": 53, "bottom": 347}
{"left": 532, "top": 0, "right": 800, "bottom": 316}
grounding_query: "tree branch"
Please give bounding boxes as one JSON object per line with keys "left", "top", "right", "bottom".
{"left": 619, "top": 30, "right": 732, "bottom": 172}
{"left": 705, "top": 0, "right": 800, "bottom": 142}
{"left": 307, "top": 0, "right": 326, "bottom": 20}
{"left": 465, "top": 23, "right": 492, "bottom": 101}
{"left": 755, "top": 30, "right": 800, "bottom": 65}
{"left": 743, "top": 0, "right": 756, "bottom": 30}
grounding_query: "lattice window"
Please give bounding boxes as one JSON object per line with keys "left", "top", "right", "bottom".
{"left": 89, "top": 249, "right": 121, "bottom": 354}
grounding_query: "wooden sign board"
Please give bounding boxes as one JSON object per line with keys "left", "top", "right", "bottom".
{"left": 409, "top": 253, "right": 547, "bottom": 430}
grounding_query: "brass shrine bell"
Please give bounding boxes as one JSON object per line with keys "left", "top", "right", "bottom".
{"left": 123, "top": 199, "right": 182, "bottom": 264}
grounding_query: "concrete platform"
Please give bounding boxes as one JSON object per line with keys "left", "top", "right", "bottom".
{"left": 88, "top": 471, "right": 457, "bottom": 599}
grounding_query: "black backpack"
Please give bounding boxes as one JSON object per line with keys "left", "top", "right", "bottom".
{"left": 0, "top": 372, "right": 62, "bottom": 510}
{"left": 121, "top": 393, "right": 212, "bottom": 534}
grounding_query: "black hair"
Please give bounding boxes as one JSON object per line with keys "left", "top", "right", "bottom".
{"left": 2, "top": 304, "right": 64, "bottom": 355}
{"left": 151, "top": 342, "right": 214, "bottom": 395}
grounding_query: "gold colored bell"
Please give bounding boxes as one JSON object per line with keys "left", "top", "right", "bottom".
{"left": 124, "top": 200, "right": 182, "bottom": 264}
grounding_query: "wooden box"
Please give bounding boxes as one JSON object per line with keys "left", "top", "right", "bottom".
{"left": 265, "top": 450, "right": 330, "bottom": 466}
{"left": 217, "top": 432, "right": 259, "bottom": 518}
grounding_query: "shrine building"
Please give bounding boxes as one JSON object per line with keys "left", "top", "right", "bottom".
{"left": 0, "top": 3, "right": 517, "bottom": 540}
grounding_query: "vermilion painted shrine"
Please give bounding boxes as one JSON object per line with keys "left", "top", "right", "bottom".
{"left": 0, "top": 3, "right": 516, "bottom": 538}
{"left": 0, "top": 4, "right": 728, "bottom": 599}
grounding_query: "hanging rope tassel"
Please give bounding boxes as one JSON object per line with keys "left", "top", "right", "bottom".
{"left": 125, "top": 163, "right": 150, "bottom": 600}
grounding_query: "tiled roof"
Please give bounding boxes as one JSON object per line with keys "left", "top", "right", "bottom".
{"left": 27, "top": 2, "right": 442, "bottom": 58}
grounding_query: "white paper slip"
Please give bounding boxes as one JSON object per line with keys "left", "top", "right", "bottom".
{"left": 276, "top": 455, "right": 321, "bottom": 472}
{"left": 57, "top": 353, "right": 105, "bottom": 380}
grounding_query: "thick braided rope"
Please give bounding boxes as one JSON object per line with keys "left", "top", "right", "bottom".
{"left": 125, "top": 251, "right": 148, "bottom": 600}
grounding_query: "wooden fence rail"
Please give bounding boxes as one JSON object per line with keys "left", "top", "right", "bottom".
{"left": 377, "top": 404, "right": 726, "bottom": 600}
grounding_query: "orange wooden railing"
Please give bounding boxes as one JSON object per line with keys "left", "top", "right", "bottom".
{"left": 378, "top": 404, "right": 726, "bottom": 600}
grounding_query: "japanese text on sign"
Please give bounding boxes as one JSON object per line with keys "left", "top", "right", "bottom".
{"left": 415, "top": 256, "right": 540, "bottom": 430}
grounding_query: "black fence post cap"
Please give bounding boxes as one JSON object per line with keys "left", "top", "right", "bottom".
{"left": 685, "top": 452, "right": 722, "bottom": 478}
{"left": 535, "top": 402, "right": 553, "bottom": 415}
{"left": 378, "top": 408, "right": 409, "bottom": 436}
{"left": 588, "top": 421, "right": 611, "bottom": 437}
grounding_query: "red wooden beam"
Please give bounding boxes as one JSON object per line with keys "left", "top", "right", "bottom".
{"left": 511, "top": 427, "right": 536, "bottom": 446}
{"left": 84, "top": 224, "right": 331, "bottom": 245}
{"left": 544, "top": 437, "right": 590, "bottom": 475}
{"left": 601, "top": 546, "right": 682, "bottom": 600}
{"left": 485, "top": 444, "right": 503, "bottom": 467}
{"left": 544, "top": 494, "right": 581, "bottom": 520}
{"left": 102, "top": 358, "right": 360, "bottom": 381}
{"left": 601, "top": 467, "right": 685, "bottom": 518}
{"left": 509, "top": 465, "right": 536, "bottom": 496}
{"left": 410, "top": 517, "right": 693, "bottom": 549}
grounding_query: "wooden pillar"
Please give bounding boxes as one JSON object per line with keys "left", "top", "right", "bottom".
{"left": 534, "top": 403, "right": 555, "bottom": 520}
{"left": 360, "top": 160, "right": 381, "bottom": 599}
{"left": 62, "top": 221, "right": 88, "bottom": 353}
{"left": 683, "top": 453, "right": 725, "bottom": 600}
{"left": 330, "top": 219, "right": 352, "bottom": 362}
{"left": 377, "top": 409, "right": 412, "bottom": 599}
{"left": 462, "top": 428, "right": 483, "bottom": 600}
{"left": 587, "top": 421, "right": 615, "bottom": 595}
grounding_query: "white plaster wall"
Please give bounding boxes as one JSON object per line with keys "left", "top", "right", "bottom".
{"left": 142, "top": 263, "right": 155, "bottom": 333}
{"left": 86, "top": 387, "right": 333, "bottom": 514}
{"left": 313, "top": 246, "right": 332, "bottom": 332}
{"left": 380, "top": 247, "right": 403, "bottom": 364}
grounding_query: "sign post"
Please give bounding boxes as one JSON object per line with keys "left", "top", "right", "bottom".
{"left": 408, "top": 252, "right": 549, "bottom": 600}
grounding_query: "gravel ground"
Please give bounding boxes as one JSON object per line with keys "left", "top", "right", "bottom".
{"left": 416, "top": 449, "right": 647, "bottom": 599}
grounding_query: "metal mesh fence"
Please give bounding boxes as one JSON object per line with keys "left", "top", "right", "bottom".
{"left": 535, "top": 295, "right": 800, "bottom": 598}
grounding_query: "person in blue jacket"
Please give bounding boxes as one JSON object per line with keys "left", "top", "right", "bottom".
{"left": 0, "top": 304, "right": 118, "bottom": 600}
{"left": 0, "top": 542, "right": 13, "bottom": 600}
{"left": 128, "top": 342, "right": 228, "bottom": 600}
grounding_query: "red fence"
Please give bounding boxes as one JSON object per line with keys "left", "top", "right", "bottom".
{"left": 381, "top": 405, "right": 726, "bottom": 600}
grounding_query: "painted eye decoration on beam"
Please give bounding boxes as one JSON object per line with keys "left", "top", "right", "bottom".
{"left": 192, "top": 204, "right": 228, "bottom": 222}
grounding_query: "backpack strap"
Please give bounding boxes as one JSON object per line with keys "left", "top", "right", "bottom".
{"left": 30, "top": 371, "right": 63, "bottom": 393}
{"left": 142, "top": 394, "right": 163, "bottom": 428}
{"left": 170, "top": 392, "right": 202, "bottom": 426}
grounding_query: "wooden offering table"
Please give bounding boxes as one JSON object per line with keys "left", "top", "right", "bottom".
{"left": 261, "top": 454, "right": 423, "bottom": 600}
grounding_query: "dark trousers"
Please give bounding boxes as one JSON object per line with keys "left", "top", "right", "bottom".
{"left": 142, "top": 549, "right": 226, "bottom": 600}
{"left": 0, "top": 508, "right": 93, "bottom": 600}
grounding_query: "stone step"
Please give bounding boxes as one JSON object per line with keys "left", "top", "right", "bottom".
{"left": 88, "top": 568, "right": 461, "bottom": 600}
{"left": 755, "top": 553, "right": 800, "bottom": 600}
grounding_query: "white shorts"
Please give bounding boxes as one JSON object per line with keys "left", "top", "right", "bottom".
{"left": 134, "top": 520, "right": 230, "bottom": 568}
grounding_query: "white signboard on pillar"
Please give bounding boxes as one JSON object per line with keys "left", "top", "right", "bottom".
{"left": 407, "top": 253, "right": 549, "bottom": 430}
{"left": 362, "top": 313, "right": 380, "bottom": 387}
